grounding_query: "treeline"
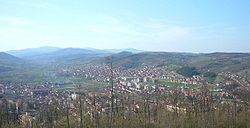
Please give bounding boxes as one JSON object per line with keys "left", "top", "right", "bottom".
{"left": 1, "top": 87, "right": 249, "bottom": 128}
{"left": 177, "top": 66, "right": 200, "bottom": 77}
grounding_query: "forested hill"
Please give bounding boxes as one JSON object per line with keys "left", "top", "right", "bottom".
{"left": 1, "top": 47, "right": 250, "bottom": 82}
{"left": 94, "top": 52, "right": 250, "bottom": 73}
{"left": 0, "top": 52, "right": 26, "bottom": 73}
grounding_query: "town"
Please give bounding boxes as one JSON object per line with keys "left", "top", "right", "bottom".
{"left": 0, "top": 63, "right": 249, "bottom": 127}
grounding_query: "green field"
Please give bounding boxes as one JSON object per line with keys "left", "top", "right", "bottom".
{"left": 53, "top": 76, "right": 108, "bottom": 92}
{"left": 144, "top": 79, "right": 194, "bottom": 88}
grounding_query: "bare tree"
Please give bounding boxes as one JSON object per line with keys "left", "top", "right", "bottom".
{"left": 66, "top": 98, "right": 70, "bottom": 128}
{"left": 106, "top": 56, "right": 114, "bottom": 128}
{"left": 76, "top": 84, "right": 84, "bottom": 128}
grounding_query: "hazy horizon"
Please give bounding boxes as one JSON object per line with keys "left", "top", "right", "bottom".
{"left": 2, "top": 46, "right": 250, "bottom": 54}
{"left": 1, "top": 0, "right": 250, "bottom": 53}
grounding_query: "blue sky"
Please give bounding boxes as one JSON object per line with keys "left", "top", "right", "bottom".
{"left": 0, "top": 0, "right": 250, "bottom": 53}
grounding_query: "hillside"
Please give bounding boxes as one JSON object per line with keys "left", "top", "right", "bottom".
{"left": 0, "top": 52, "right": 26, "bottom": 72}
{"left": 188, "top": 53, "right": 250, "bottom": 72}
{"left": 95, "top": 52, "right": 250, "bottom": 74}
{"left": 94, "top": 52, "right": 194, "bottom": 69}
{"left": 0, "top": 52, "right": 49, "bottom": 83}
{"left": 24, "top": 48, "right": 112, "bottom": 64}
{"left": 2, "top": 47, "right": 250, "bottom": 82}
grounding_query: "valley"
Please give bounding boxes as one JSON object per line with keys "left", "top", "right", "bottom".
{"left": 0, "top": 47, "right": 249, "bottom": 127}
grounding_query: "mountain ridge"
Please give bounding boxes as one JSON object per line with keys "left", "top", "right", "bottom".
{"left": 6, "top": 46, "right": 61, "bottom": 57}
{"left": 2, "top": 47, "right": 250, "bottom": 74}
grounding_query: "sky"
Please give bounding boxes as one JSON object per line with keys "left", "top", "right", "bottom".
{"left": 0, "top": 0, "right": 250, "bottom": 53}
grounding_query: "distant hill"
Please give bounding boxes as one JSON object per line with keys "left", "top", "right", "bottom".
{"left": 23, "top": 48, "right": 112, "bottom": 64}
{"left": 4, "top": 46, "right": 250, "bottom": 75}
{"left": 1, "top": 48, "right": 250, "bottom": 83}
{"left": 0, "top": 52, "right": 51, "bottom": 83}
{"left": 0, "top": 52, "right": 24, "bottom": 65}
{"left": 5, "top": 47, "right": 143, "bottom": 64}
{"left": 0, "top": 52, "right": 25, "bottom": 72}
{"left": 94, "top": 52, "right": 250, "bottom": 74}
{"left": 188, "top": 53, "right": 250, "bottom": 72}
{"left": 6, "top": 47, "right": 142, "bottom": 58}
{"left": 105, "top": 48, "right": 143, "bottom": 53}
{"left": 96, "top": 52, "right": 194, "bottom": 69}
{"left": 7, "top": 46, "right": 61, "bottom": 57}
